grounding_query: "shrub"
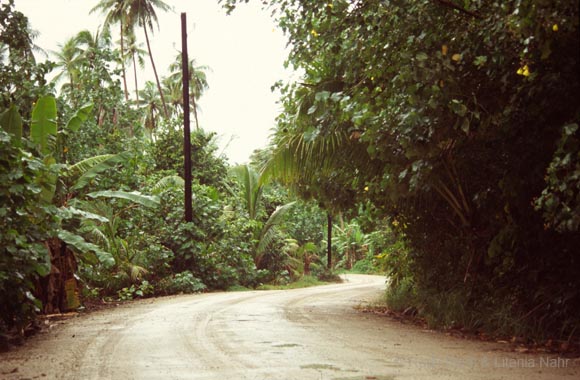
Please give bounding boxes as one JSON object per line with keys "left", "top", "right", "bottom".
{"left": 0, "top": 131, "right": 58, "bottom": 334}
{"left": 158, "top": 271, "right": 207, "bottom": 295}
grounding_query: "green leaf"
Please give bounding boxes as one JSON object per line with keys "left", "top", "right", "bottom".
{"left": 151, "top": 175, "right": 185, "bottom": 195}
{"left": 229, "top": 165, "right": 263, "bottom": 219}
{"left": 315, "top": 91, "right": 330, "bottom": 101}
{"left": 34, "top": 244, "right": 52, "bottom": 277}
{"left": 473, "top": 56, "right": 487, "bottom": 67}
{"left": 38, "top": 156, "right": 58, "bottom": 204}
{"left": 87, "top": 190, "right": 160, "bottom": 208}
{"left": 256, "top": 201, "right": 296, "bottom": 256}
{"left": 450, "top": 99, "right": 467, "bottom": 117}
{"left": 461, "top": 118, "right": 470, "bottom": 134}
{"left": 416, "top": 52, "right": 428, "bottom": 61}
{"left": 65, "top": 102, "right": 93, "bottom": 132}
{"left": 30, "top": 95, "right": 57, "bottom": 155}
{"left": 0, "top": 105, "right": 23, "bottom": 146}
{"left": 69, "top": 152, "right": 131, "bottom": 191}
{"left": 58, "top": 229, "right": 114, "bottom": 267}
{"left": 563, "top": 123, "right": 578, "bottom": 136}
{"left": 59, "top": 206, "right": 110, "bottom": 223}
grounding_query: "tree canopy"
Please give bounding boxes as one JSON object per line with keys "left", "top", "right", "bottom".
{"left": 225, "top": 0, "right": 580, "bottom": 338}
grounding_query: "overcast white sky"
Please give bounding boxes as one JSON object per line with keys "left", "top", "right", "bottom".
{"left": 14, "top": 0, "right": 291, "bottom": 164}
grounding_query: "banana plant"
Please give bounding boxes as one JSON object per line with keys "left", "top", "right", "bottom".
{"left": 229, "top": 164, "right": 296, "bottom": 267}
{"left": 1, "top": 96, "right": 159, "bottom": 301}
{"left": 284, "top": 239, "right": 320, "bottom": 276}
{"left": 334, "top": 221, "right": 369, "bottom": 269}
{"left": 73, "top": 198, "right": 153, "bottom": 284}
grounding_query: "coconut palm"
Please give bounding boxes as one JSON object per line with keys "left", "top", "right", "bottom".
{"left": 167, "top": 52, "right": 210, "bottom": 129}
{"left": 51, "top": 37, "right": 83, "bottom": 97}
{"left": 125, "top": 0, "right": 172, "bottom": 118}
{"left": 75, "top": 28, "right": 113, "bottom": 66}
{"left": 123, "top": 30, "right": 146, "bottom": 103}
{"left": 91, "top": 0, "right": 130, "bottom": 101}
{"left": 229, "top": 164, "right": 296, "bottom": 267}
{"left": 138, "top": 80, "right": 162, "bottom": 138}
{"left": 260, "top": 69, "right": 377, "bottom": 268}
{"left": 161, "top": 75, "right": 183, "bottom": 119}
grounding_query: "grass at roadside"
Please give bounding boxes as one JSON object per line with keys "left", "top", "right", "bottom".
{"left": 256, "top": 275, "right": 334, "bottom": 290}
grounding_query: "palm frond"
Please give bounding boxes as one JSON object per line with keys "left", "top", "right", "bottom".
{"left": 256, "top": 201, "right": 296, "bottom": 258}
{"left": 260, "top": 129, "right": 352, "bottom": 186}
{"left": 229, "top": 164, "right": 263, "bottom": 219}
{"left": 151, "top": 175, "right": 184, "bottom": 194}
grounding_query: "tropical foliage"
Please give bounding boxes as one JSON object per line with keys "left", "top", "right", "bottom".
{"left": 2, "top": 0, "right": 578, "bottom": 346}
{"left": 222, "top": 0, "right": 580, "bottom": 340}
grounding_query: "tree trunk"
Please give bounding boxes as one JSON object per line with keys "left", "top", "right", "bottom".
{"left": 191, "top": 93, "right": 200, "bottom": 130}
{"left": 327, "top": 212, "right": 332, "bottom": 269}
{"left": 133, "top": 51, "right": 139, "bottom": 103}
{"left": 120, "top": 21, "right": 129, "bottom": 101}
{"left": 143, "top": 22, "right": 168, "bottom": 119}
{"left": 69, "top": 76, "right": 75, "bottom": 108}
{"left": 34, "top": 238, "right": 79, "bottom": 314}
{"left": 304, "top": 255, "right": 311, "bottom": 275}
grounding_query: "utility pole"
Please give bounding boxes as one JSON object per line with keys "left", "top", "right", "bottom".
{"left": 181, "top": 13, "right": 192, "bottom": 222}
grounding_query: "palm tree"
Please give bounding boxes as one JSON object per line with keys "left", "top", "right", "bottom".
{"left": 229, "top": 164, "right": 295, "bottom": 268}
{"left": 260, "top": 73, "right": 375, "bottom": 268}
{"left": 91, "top": 0, "right": 130, "bottom": 101}
{"left": 125, "top": 0, "right": 172, "bottom": 118}
{"left": 138, "top": 80, "right": 162, "bottom": 138}
{"left": 162, "top": 75, "right": 183, "bottom": 118}
{"left": 124, "top": 30, "right": 146, "bottom": 103}
{"left": 230, "top": 164, "right": 264, "bottom": 220}
{"left": 51, "top": 37, "right": 83, "bottom": 98}
{"left": 75, "top": 28, "right": 113, "bottom": 67}
{"left": 167, "top": 52, "right": 210, "bottom": 129}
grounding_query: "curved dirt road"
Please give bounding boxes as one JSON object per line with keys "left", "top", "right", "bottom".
{"left": 1, "top": 274, "right": 578, "bottom": 379}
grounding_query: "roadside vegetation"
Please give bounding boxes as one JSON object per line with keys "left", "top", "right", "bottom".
{"left": 1, "top": 0, "right": 579, "bottom": 350}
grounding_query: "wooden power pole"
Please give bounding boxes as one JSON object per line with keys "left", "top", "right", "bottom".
{"left": 181, "top": 13, "right": 192, "bottom": 222}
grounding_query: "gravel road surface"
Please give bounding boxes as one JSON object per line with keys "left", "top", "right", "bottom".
{"left": 1, "top": 274, "right": 578, "bottom": 379}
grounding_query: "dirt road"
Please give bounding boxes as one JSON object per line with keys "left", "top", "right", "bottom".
{"left": 1, "top": 274, "right": 578, "bottom": 379}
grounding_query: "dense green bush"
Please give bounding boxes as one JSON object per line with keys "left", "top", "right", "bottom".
{"left": 149, "top": 126, "right": 229, "bottom": 190}
{"left": 0, "top": 131, "right": 58, "bottom": 333}
{"left": 224, "top": 0, "right": 580, "bottom": 339}
{"left": 157, "top": 271, "right": 207, "bottom": 295}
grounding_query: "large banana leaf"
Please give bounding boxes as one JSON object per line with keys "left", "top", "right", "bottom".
{"left": 38, "top": 156, "right": 58, "bottom": 204}
{"left": 65, "top": 102, "right": 93, "bottom": 132}
{"left": 30, "top": 95, "right": 57, "bottom": 155}
{"left": 87, "top": 190, "right": 160, "bottom": 208}
{"left": 0, "top": 105, "right": 22, "bottom": 147}
{"left": 58, "top": 229, "right": 114, "bottom": 267}
{"left": 59, "top": 206, "right": 110, "bottom": 223}
{"left": 68, "top": 152, "right": 131, "bottom": 191}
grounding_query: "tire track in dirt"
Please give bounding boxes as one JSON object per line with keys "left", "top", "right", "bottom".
{"left": 1, "top": 275, "right": 578, "bottom": 380}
